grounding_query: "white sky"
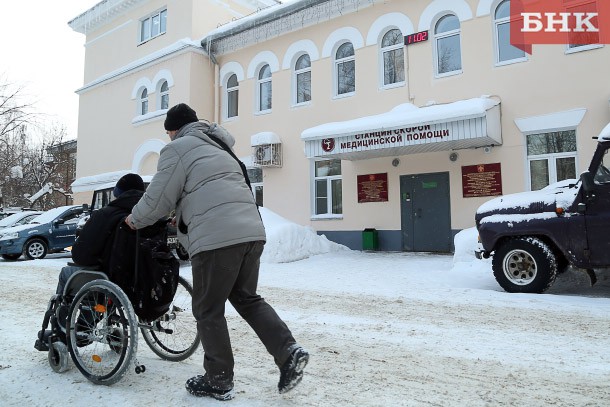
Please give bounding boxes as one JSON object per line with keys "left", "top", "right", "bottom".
{"left": 0, "top": 0, "right": 100, "bottom": 140}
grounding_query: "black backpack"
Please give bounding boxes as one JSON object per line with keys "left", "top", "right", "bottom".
{"left": 107, "top": 219, "right": 180, "bottom": 321}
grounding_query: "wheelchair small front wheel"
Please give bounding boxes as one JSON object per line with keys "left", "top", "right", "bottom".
{"left": 67, "top": 280, "right": 138, "bottom": 385}
{"left": 141, "top": 276, "right": 200, "bottom": 361}
{"left": 48, "top": 341, "right": 69, "bottom": 373}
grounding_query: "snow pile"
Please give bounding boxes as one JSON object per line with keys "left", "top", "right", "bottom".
{"left": 451, "top": 227, "right": 493, "bottom": 281}
{"left": 259, "top": 207, "right": 348, "bottom": 263}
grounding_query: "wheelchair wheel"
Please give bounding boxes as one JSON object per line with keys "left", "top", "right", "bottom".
{"left": 141, "top": 276, "right": 200, "bottom": 362}
{"left": 48, "top": 342, "right": 69, "bottom": 373}
{"left": 67, "top": 280, "right": 138, "bottom": 385}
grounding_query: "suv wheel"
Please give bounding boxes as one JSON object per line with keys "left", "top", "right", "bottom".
{"left": 24, "top": 238, "right": 48, "bottom": 260}
{"left": 492, "top": 237, "right": 557, "bottom": 293}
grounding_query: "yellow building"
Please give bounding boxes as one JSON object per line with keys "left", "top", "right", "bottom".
{"left": 69, "top": 0, "right": 610, "bottom": 252}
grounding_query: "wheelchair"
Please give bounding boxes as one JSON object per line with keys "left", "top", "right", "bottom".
{"left": 35, "top": 267, "right": 200, "bottom": 385}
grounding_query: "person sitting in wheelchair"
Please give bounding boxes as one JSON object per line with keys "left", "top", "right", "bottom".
{"left": 35, "top": 173, "right": 146, "bottom": 351}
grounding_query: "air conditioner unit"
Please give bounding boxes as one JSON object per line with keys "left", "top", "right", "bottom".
{"left": 253, "top": 143, "right": 282, "bottom": 167}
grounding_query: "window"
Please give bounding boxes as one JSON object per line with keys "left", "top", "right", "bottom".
{"left": 226, "top": 74, "right": 239, "bottom": 119}
{"left": 294, "top": 54, "right": 311, "bottom": 104}
{"left": 139, "top": 88, "right": 148, "bottom": 115}
{"left": 140, "top": 9, "right": 167, "bottom": 43}
{"left": 494, "top": 0, "right": 526, "bottom": 64}
{"left": 257, "top": 64, "right": 272, "bottom": 112}
{"left": 434, "top": 14, "right": 462, "bottom": 76}
{"left": 335, "top": 42, "right": 355, "bottom": 96}
{"left": 160, "top": 81, "right": 169, "bottom": 110}
{"left": 566, "top": 0, "right": 601, "bottom": 52}
{"left": 314, "top": 160, "right": 342, "bottom": 216}
{"left": 381, "top": 29, "right": 405, "bottom": 86}
{"left": 247, "top": 167, "right": 263, "bottom": 207}
{"left": 527, "top": 130, "right": 577, "bottom": 190}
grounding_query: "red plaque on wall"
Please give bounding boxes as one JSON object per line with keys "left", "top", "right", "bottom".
{"left": 357, "top": 173, "right": 388, "bottom": 203}
{"left": 462, "top": 163, "right": 503, "bottom": 198}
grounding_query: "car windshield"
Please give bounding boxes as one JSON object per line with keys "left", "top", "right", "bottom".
{"left": 29, "top": 206, "right": 76, "bottom": 224}
{"left": 0, "top": 213, "right": 28, "bottom": 227}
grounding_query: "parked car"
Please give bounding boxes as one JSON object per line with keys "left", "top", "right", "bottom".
{"left": 0, "top": 211, "right": 42, "bottom": 229}
{"left": 0, "top": 205, "right": 85, "bottom": 260}
{"left": 0, "top": 207, "right": 36, "bottom": 220}
{"left": 474, "top": 122, "right": 610, "bottom": 293}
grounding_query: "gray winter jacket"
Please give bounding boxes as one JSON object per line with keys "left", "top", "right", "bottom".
{"left": 131, "top": 121, "right": 266, "bottom": 256}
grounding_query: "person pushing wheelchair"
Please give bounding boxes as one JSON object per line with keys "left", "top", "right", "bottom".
{"left": 125, "top": 103, "right": 309, "bottom": 400}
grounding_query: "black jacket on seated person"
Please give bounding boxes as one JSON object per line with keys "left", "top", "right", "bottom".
{"left": 72, "top": 189, "right": 144, "bottom": 271}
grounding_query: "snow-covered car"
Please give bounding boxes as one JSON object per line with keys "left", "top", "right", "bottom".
{"left": 0, "top": 205, "right": 85, "bottom": 260}
{"left": 0, "top": 211, "right": 42, "bottom": 229}
{"left": 475, "top": 122, "right": 610, "bottom": 293}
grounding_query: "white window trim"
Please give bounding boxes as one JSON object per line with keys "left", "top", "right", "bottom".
{"left": 138, "top": 88, "right": 149, "bottom": 115}
{"left": 523, "top": 128, "right": 579, "bottom": 191}
{"left": 293, "top": 54, "right": 312, "bottom": 107}
{"left": 379, "top": 30, "right": 406, "bottom": 90}
{"left": 493, "top": 2, "right": 528, "bottom": 67}
{"left": 433, "top": 16, "right": 463, "bottom": 78}
{"left": 224, "top": 74, "right": 239, "bottom": 121}
{"left": 158, "top": 80, "right": 170, "bottom": 111}
{"left": 311, "top": 159, "right": 343, "bottom": 219}
{"left": 334, "top": 42, "right": 356, "bottom": 98}
{"left": 256, "top": 65, "right": 272, "bottom": 114}
{"left": 527, "top": 151, "right": 579, "bottom": 191}
{"left": 139, "top": 8, "right": 167, "bottom": 44}
{"left": 565, "top": 43, "right": 604, "bottom": 54}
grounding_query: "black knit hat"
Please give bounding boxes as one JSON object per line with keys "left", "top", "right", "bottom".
{"left": 113, "top": 173, "right": 145, "bottom": 197}
{"left": 164, "top": 103, "right": 198, "bottom": 131}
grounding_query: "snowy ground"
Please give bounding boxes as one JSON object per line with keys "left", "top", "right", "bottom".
{"left": 1, "top": 210, "right": 610, "bottom": 406}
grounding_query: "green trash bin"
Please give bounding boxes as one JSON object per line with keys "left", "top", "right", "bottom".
{"left": 362, "top": 228, "right": 378, "bottom": 251}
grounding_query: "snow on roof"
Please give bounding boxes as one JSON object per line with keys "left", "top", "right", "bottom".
{"left": 301, "top": 97, "right": 500, "bottom": 140}
{"left": 76, "top": 38, "right": 201, "bottom": 93}
{"left": 71, "top": 171, "right": 153, "bottom": 193}
{"left": 251, "top": 132, "right": 281, "bottom": 146}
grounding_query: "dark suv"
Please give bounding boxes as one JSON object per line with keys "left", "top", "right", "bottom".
{"left": 475, "top": 124, "right": 610, "bottom": 293}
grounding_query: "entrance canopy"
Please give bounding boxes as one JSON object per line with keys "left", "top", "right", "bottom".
{"left": 301, "top": 97, "right": 502, "bottom": 160}
{"left": 71, "top": 170, "right": 153, "bottom": 193}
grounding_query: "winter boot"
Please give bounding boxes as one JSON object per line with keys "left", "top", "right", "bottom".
{"left": 185, "top": 375, "right": 235, "bottom": 401}
{"left": 278, "top": 345, "right": 309, "bottom": 394}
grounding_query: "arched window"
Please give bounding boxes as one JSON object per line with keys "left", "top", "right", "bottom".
{"left": 494, "top": 0, "right": 525, "bottom": 64}
{"left": 159, "top": 80, "right": 169, "bottom": 110}
{"left": 434, "top": 14, "right": 462, "bottom": 76}
{"left": 226, "top": 74, "right": 239, "bottom": 119}
{"left": 335, "top": 42, "right": 355, "bottom": 96}
{"left": 139, "top": 88, "right": 148, "bottom": 115}
{"left": 381, "top": 29, "right": 405, "bottom": 86}
{"left": 294, "top": 54, "right": 311, "bottom": 104}
{"left": 257, "top": 64, "right": 272, "bottom": 112}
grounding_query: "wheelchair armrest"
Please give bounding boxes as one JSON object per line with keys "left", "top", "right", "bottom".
{"left": 67, "top": 261, "right": 102, "bottom": 271}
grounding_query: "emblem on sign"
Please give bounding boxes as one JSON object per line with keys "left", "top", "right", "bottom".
{"left": 322, "top": 138, "right": 335, "bottom": 152}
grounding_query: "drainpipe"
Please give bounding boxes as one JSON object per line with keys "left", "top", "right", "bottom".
{"left": 214, "top": 61, "right": 220, "bottom": 124}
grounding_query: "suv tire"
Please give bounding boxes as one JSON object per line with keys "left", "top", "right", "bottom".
{"left": 492, "top": 237, "right": 557, "bottom": 293}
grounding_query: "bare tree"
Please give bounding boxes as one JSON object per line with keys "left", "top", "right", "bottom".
{"left": 0, "top": 74, "right": 36, "bottom": 141}
{"left": 0, "top": 75, "right": 74, "bottom": 210}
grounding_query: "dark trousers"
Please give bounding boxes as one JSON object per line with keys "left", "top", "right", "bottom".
{"left": 56, "top": 265, "right": 83, "bottom": 295}
{"left": 191, "top": 241, "right": 296, "bottom": 388}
